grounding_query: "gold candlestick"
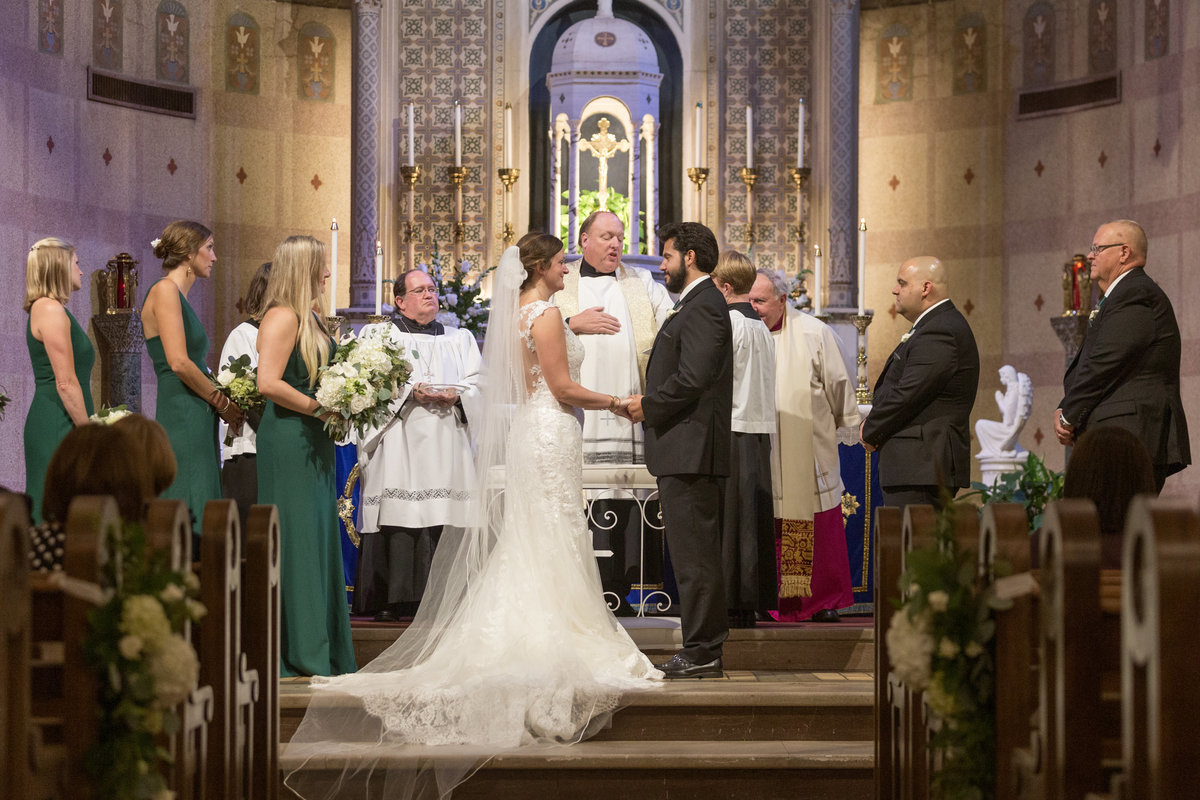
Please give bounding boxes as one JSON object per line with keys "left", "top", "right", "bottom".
{"left": 400, "top": 165, "right": 422, "bottom": 269}
{"left": 790, "top": 166, "right": 811, "bottom": 276}
{"left": 739, "top": 167, "right": 759, "bottom": 247}
{"left": 687, "top": 166, "right": 709, "bottom": 190}
{"left": 448, "top": 166, "right": 468, "bottom": 257}
{"left": 852, "top": 313, "right": 873, "bottom": 405}
{"left": 498, "top": 167, "right": 520, "bottom": 246}
{"left": 367, "top": 314, "right": 390, "bottom": 325}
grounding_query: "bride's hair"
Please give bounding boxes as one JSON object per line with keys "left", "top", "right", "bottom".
{"left": 516, "top": 231, "right": 563, "bottom": 290}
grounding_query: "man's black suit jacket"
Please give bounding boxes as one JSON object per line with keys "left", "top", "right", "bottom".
{"left": 861, "top": 300, "right": 979, "bottom": 491}
{"left": 1060, "top": 267, "right": 1190, "bottom": 475}
{"left": 642, "top": 278, "right": 733, "bottom": 478}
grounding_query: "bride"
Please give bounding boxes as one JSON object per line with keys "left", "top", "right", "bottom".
{"left": 285, "top": 233, "right": 662, "bottom": 799}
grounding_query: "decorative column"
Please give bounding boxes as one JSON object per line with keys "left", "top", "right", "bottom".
{"left": 93, "top": 314, "right": 144, "bottom": 412}
{"left": 628, "top": 121, "right": 641, "bottom": 255}
{"left": 643, "top": 117, "right": 657, "bottom": 256}
{"left": 550, "top": 126, "right": 561, "bottom": 239}
{"left": 827, "top": 0, "right": 860, "bottom": 310}
{"left": 568, "top": 121, "right": 581, "bottom": 253}
{"left": 349, "top": 0, "right": 384, "bottom": 313}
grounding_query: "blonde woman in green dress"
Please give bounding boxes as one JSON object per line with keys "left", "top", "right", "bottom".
{"left": 257, "top": 235, "right": 355, "bottom": 677}
{"left": 24, "top": 237, "right": 94, "bottom": 523}
{"left": 142, "top": 220, "right": 245, "bottom": 546}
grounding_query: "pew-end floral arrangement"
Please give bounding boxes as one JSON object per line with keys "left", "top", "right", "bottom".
{"left": 885, "top": 500, "right": 1012, "bottom": 800}
{"left": 81, "top": 522, "right": 206, "bottom": 799}
{"left": 315, "top": 324, "right": 413, "bottom": 441}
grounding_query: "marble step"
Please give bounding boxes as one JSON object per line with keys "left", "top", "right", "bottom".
{"left": 350, "top": 616, "right": 875, "bottom": 673}
{"left": 280, "top": 738, "right": 873, "bottom": 800}
{"left": 280, "top": 670, "right": 874, "bottom": 744}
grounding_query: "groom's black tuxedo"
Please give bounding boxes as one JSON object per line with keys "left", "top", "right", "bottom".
{"left": 643, "top": 277, "right": 733, "bottom": 665}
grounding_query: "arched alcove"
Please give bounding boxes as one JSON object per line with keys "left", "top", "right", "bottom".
{"left": 528, "top": 0, "right": 682, "bottom": 247}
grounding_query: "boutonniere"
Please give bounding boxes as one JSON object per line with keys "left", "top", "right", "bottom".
{"left": 1088, "top": 308, "right": 1099, "bottom": 323}
{"left": 900, "top": 332, "right": 911, "bottom": 343}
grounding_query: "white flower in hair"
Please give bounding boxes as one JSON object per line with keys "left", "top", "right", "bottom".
{"left": 151, "top": 238, "right": 162, "bottom": 250}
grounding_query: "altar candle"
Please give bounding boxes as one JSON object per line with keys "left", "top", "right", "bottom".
{"left": 812, "top": 244, "right": 822, "bottom": 316}
{"left": 375, "top": 241, "right": 383, "bottom": 316}
{"left": 797, "top": 99, "right": 806, "bottom": 169}
{"left": 504, "top": 103, "right": 513, "bottom": 168}
{"left": 857, "top": 219, "right": 867, "bottom": 315}
{"left": 454, "top": 101, "right": 462, "bottom": 167}
{"left": 329, "top": 219, "right": 338, "bottom": 316}
{"left": 407, "top": 103, "right": 415, "bottom": 167}
{"left": 694, "top": 102, "right": 703, "bottom": 166}
{"left": 745, "top": 106, "right": 753, "bottom": 168}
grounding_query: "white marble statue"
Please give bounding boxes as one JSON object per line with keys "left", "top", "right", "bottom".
{"left": 976, "top": 365, "right": 1033, "bottom": 457}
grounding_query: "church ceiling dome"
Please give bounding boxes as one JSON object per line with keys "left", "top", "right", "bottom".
{"left": 549, "top": 0, "right": 660, "bottom": 77}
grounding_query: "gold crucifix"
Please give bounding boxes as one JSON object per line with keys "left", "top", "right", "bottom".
{"left": 579, "top": 118, "right": 631, "bottom": 211}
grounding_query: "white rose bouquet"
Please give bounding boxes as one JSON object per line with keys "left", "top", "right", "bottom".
{"left": 315, "top": 325, "right": 412, "bottom": 441}
{"left": 82, "top": 522, "right": 206, "bottom": 799}
{"left": 91, "top": 404, "right": 133, "bottom": 424}
{"left": 211, "top": 353, "right": 264, "bottom": 413}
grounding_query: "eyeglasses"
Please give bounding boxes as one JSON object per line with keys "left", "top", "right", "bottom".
{"left": 1088, "top": 242, "right": 1125, "bottom": 256}
{"left": 404, "top": 287, "right": 439, "bottom": 296}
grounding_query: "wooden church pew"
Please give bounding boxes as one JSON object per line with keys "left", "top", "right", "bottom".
{"left": 874, "top": 505, "right": 903, "bottom": 800}
{"left": 242, "top": 504, "right": 281, "bottom": 800}
{"left": 978, "top": 502, "right": 1037, "bottom": 800}
{"left": 1, "top": 493, "right": 33, "bottom": 800}
{"left": 197, "top": 499, "right": 259, "bottom": 800}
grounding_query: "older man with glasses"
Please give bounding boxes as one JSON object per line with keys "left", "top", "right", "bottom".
{"left": 353, "top": 268, "right": 483, "bottom": 621}
{"left": 1055, "top": 219, "right": 1190, "bottom": 491}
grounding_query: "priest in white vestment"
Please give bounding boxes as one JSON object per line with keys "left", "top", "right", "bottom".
{"left": 750, "top": 270, "right": 860, "bottom": 623}
{"left": 554, "top": 210, "right": 673, "bottom": 607}
{"left": 353, "top": 269, "right": 482, "bottom": 621}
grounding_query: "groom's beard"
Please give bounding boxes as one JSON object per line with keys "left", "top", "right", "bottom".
{"left": 665, "top": 268, "right": 686, "bottom": 294}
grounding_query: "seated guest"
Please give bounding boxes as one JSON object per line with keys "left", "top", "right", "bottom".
{"left": 33, "top": 418, "right": 175, "bottom": 570}
{"left": 711, "top": 251, "right": 776, "bottom": 628}
{"left": 1062, "top": 425, "right": 1156, "bottom": 569}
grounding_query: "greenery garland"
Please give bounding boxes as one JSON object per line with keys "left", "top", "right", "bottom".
{"left": 885, "top": 501, "right": 1013, "bottom": 800}
{"left": 82, "top": 522, "right": 205, "bottom": 800}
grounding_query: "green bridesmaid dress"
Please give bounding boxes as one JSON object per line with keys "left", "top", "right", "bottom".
{"left": 144, "top": 280, "right": 221, "bottom": 538}
{"left": 257, "top": 325, "right": 356, "bottom": 677}
{"left": 24, "top": 307, "right": 95, "bottom": 523}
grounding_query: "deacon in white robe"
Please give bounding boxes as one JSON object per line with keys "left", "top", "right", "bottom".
{"left": 353, "top": 269, "right": 482, "bottom": 621}
{"left": 713, "top": 251, "right": 777, "bottom": 628}
{"left": 750, "top": 270, "right": 860, "bottom": 623}
{"left": 554, "top": 210, "right": 673, "bottom": 608}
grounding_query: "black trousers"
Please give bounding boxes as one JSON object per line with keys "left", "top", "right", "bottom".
{"left": 658, "top": 473, "right": 728, "bottom": 664}
{"left": 882, "top": 485, "right": 943, "bottom": 511}
{"left": 353, "top": 525, "right": 442, "bottom": 615}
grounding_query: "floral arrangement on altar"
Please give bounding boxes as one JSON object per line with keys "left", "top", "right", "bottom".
{"left": 91, "top": 404, "right": 132, "bottom": 424}
{"left": 422, "top": 246, "right": 494, "bottom": 340}
{"left": 212, "top": 353, "right": 265, "bottom": 414}
{"left": 886, "top": 500, "right": 1012, "bottom": 800}
{"left": 82, "top": 522, "right": 205, "bottom": 799}
{"left": 315, "top": 324, "right": 412, "bottom": 441}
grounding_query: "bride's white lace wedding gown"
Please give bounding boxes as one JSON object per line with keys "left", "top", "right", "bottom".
{"left": 288, "top": 301, "right": 659, "bottom": 790}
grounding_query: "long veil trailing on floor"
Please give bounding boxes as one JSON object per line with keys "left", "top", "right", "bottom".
{"left": 283, "top": 246, "right": 660, "bottom": 800}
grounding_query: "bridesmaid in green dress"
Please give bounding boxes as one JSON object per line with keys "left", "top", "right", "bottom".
{"left": 256, "top": 235, "right": 355, "bottom": 677}
{"left": 141, "top": 221, "right": 245, "bottom": 545}
{"left": 24, "top": 238, "right": 94, "bottom": 523}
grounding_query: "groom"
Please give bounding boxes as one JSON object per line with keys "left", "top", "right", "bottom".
{"left": 627, "top": 222, "right": 733, "bottom": 679}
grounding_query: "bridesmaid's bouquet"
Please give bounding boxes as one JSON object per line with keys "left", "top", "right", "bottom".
{"left": 91, "top": 404, "right": 132, "bottom": 424}
{"left": 315, "top": 325, "right": 412, "bottom": 441}
{"left": 211, "top": 354, "right": 265, "bottom": 413}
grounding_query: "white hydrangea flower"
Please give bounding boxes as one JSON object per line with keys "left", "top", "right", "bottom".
{"left": 938, "top": 637, "right": 960, "bottom": 659}
{"left": 964, "top": 641, "right": 984, "bottom": 658}
{"left": 118, "top": 634, "right": 144, "bottom": 660}
{"left": 927, "top": 589, "right": 950, "bottom": 612}
{"left": 148, "top": 634, "right": 198, "bottom": 708}
{"left": 120, "top": 595, "right": 171, "bottom": 647}
{"left": 159, "top": 583, "right": 185, "bottom": 604}
{"left": 886, "top": 608, "right": 934, "bottom": 690}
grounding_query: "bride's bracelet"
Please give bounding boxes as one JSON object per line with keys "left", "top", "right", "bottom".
{"left": 608, "top": 395, "right": 622, "bottom": 413}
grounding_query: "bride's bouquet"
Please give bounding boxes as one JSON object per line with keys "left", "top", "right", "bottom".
{"left": 315, "top": 325, "right": 412, "bottom": 441}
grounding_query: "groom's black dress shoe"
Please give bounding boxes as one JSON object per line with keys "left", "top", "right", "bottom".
{"left": 656, "top": 653, "right": 724, "bottom": 679}
{"left": 811, "top": 608, "right": 841, "bottom": 623}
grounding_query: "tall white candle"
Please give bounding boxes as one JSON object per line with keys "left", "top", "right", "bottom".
{"left": 454, "top": 102, "right": 462, "bottom": 167}
{"left": 504, "top": 103, "right": 513, "bottom": 168}
{"left": 694, "top": 102, "right": 703, "bottom": 166}
{"left": 857, "top": 219, "right": 867, "bottom": 315}
{"left": 797, "top": 99, "right": 806, "bottom": 169}
{"left": 812, "top": 244, "right": 822, "bottom": 316}
{"left": 375, "top": 241, "right": 383, "bottom": 316}
{"left": 407, "top": 103, "right": 415, "bottom": 167}
{"left": 745, "top": 106, "right": 753, "bottom": 168}
{"left": 329, "top": 219, "right": 338, "bottom": 316}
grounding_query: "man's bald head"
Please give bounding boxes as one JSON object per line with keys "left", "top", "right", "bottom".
{"left": 892, "top": 256, "right": 949, "bottom": 323}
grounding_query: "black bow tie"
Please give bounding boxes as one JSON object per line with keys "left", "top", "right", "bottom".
{"left": 579, "top": 260, "right": 616, "bottom": 279}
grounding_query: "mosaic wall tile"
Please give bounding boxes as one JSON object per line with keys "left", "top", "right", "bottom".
{"left": 1088, "top": 0, "right": 1117, "bottom": 74}
{"left": 953, "top": 13, "right": 986, "bottom": 95}
{"left": 226, "top": 12, "right": 259, "bottom": 94}
{"left": 1023, "top": 2, "right": 1055, "bottom": 88}
{"left": 299, "top": 22, "right": 335, "bottom": 101}
{"left": 876, "top": 24, "right": 913, "bottom": 103}
{"left": 1145, "top": 0, "right": 1169, "bottom": 60}
{"left": 156, "top": 1, "right": 188, "bottom": 84}
{"left": 719, "top": 0, "right": 812, "bottom": 276}
{"left": 39, "top": 0, "right": 63, "bottom": 55}
{"left": 93, "top": 0, "right": 122, "bottom": 70}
